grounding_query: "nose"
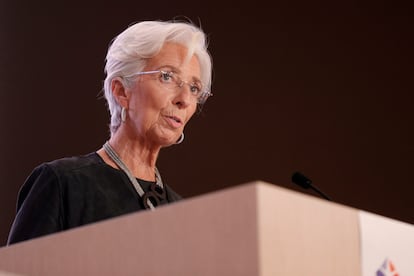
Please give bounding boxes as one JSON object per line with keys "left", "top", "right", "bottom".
{"left": 177, "top": 80, "right": 185, "bottom": 88}
{"left": 173, "top": 83, "right": 193, "bottom": 108}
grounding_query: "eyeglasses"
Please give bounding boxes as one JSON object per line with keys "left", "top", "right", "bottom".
{"left": 125, "top": 70, "right": 212, "bottom": 104}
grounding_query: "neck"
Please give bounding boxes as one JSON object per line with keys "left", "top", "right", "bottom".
{"left": 99, "top": 127, "right": 161, "bottom": 181}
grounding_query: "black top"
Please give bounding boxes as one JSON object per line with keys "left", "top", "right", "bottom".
{"left": 7, "top": 152, "right": 182, "bottom": 245}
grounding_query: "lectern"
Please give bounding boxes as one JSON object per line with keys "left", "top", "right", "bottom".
{"left": 0, "top": 181, "right": 412, "bottom": 275}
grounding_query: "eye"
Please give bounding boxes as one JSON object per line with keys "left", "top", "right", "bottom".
{"left": 189, "top": 83, "right": 202, "bottom": 94}
{"left": 159, "top": 71, "right": 174, "bottom": 83}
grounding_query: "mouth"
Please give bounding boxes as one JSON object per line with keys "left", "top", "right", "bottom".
{"left": 167, "top": 115, "right": 182, "bottom": 124}
{"left": 164, "top": 115, "right": 183, "bottom": 128}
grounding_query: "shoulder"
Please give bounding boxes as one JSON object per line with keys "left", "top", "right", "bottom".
{"left": 20, "top": 152, "right": 108, "bottom": 198}
{"left": 43, "top": 152, "right": 104, "bottom": 174}
{"left": 18, "top": 153, "right": 103, "bottom": 201}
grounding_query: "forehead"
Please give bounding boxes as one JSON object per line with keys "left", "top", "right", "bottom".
{"left": 146, "top": 42, "right": 201, "bottom": 78}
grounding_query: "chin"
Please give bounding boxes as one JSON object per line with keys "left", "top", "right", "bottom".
{"left": 160, "top": 141, "right": 176, "bottom": 148}
{"left": 154, "top": 130, "right": 181, "bottom": 147}
{"left": 158, "top": 136, "right": 178, "bottom": 147}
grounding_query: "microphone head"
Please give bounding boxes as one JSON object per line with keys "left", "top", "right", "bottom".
{"left": 291, "top": 171, "right": 312, "bottom": 189}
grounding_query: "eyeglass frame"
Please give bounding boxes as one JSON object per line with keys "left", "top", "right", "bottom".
{"left": 123, "top": 70, "right": 212, "bottom": 104}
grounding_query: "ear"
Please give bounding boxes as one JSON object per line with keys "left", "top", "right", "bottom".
{"left": 111, "top": 77, "right": 129, "bottom": 108}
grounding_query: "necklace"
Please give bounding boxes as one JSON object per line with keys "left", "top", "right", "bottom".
{"left": 103, "top": 141, "right": 164, "bottom": 210}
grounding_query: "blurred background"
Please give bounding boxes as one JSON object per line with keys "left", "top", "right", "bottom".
{"left": 1, "top": 1, "right": 413, "bottom": 246}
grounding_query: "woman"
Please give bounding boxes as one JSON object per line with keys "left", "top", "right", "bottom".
{"left": 7, "top": 20, "right": 213, "bottom": 245}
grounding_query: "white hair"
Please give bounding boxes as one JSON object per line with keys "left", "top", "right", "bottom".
{"left": 103, "top": 20, "right": 213, "bottom": 135}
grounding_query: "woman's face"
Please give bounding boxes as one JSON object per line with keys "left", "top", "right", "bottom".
{"left": 125, "top": 42, "right": 200, "bottom": 147}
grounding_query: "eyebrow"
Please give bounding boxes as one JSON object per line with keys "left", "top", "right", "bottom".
{"left": 157, "top": 65, "right": 202, "bottom": 84}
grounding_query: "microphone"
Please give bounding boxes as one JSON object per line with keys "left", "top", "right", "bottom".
{"left": 291, "top": 171, "right": 331, "bottom": 201}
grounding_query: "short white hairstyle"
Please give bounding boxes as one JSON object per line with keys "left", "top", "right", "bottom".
{"left": 103, "top": 20, "right": 213, "bottom": 135}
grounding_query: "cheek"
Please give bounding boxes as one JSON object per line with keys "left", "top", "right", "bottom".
{"left": 134, "top": 88, "right": 167, "bottom": 115}
{"left": 185, "top": 104, "right": 198, "bottom": 123}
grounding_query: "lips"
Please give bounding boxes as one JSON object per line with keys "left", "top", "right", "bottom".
{"left": 169, "top": 115, "right": 182, "bottom": 123}
{"left": 164, "top": 115, "right": 183, "bottom": 128}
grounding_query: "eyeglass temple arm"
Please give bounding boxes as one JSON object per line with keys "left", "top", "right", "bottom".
{"left": 124, "top": 70, "right": 161, "bottom": 78}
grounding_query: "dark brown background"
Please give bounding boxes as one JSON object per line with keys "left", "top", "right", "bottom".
{"left": 1, "top": 1, "right": 413, "bottom": 246}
